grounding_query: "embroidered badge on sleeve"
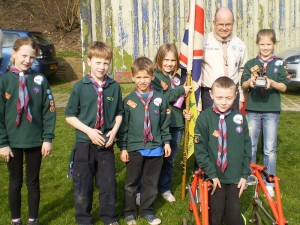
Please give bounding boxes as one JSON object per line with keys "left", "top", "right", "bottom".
{"left": 5, "top": 92, "right": 11, "bottom": 100}
{"left": 127, "top": 100, "right": 137, "bottom": 108}
{"left": 160, "top": 80, "right": 169, "bottom": 90}
{"left": 194, "top": 135, "right": 200, "bottom": 143}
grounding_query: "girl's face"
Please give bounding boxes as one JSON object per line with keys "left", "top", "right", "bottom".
{"left": 258, "top": 36, "right": 275, "bottom": 60}
{"left": 162, "top": 51, "right": 177, "bottom": 75}
{"left": 11, "top": 45, "right": 36, "bottom": 71}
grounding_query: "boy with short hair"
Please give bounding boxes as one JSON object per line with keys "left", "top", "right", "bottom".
{"left": 194, "top": 76, "right": 251, "bottom": 225}
{"left": 65, "top": 41, "right": 123, "bottom": 225}
{"left": 118, "top": 57, "right": 171, "bottom": 225}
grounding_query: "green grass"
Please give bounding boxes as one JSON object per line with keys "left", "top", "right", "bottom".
{"left": 0, "top": 84, "right": 299, "bottom": 225}
{"left": 56, "top": 50, "right": 82, "bottom": 58}
{"left": 48, "top": 78, "right": 76, "bottom": 94}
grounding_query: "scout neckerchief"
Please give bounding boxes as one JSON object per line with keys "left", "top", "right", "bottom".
{"left": 256, "top": 54, "right": 277, "bottom": 75}
{"left": 88, "top": 73, "right": 108, "bottom": 129}
{"left": 213, "top": 31, "right": 233, "bottom": 77}
{"left": 256, "top": 54, "right": 277, "bottom": 95}
{"left": 135, "top": 87, "right": 154, "bottom": 144}
{"left": 168, "top": 73, "right": 176, "bottom": 89}
{"left": 10, "top": 66, "right": 32, "bottom": 126}
{"left": 212, "top": 104, "right": 232, "bottom": 173}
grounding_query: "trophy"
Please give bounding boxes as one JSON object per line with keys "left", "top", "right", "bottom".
{"left": 251, "top": 65, "right": 267, "bottom": 88}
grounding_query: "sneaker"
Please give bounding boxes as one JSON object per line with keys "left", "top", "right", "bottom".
{"left": 136, "top": 192, "right": 141, "bottom": 206}
{"left": 27, "top": 219, "right": 39, "bottom": 225}
{"left": 161, "top": 191, "right": 176, "bottom": 202}
{"left": 266, "top": 186, "right": 275, "bottom": 197}
{"left": 125, "top": 215, "right": 137, "bottom": 225}
{"left": 143, "top": 215, "right": 161, "bottom": 225}
{"left": 11, "top": 220, "right": 22, "bottom": 225}
{"left": 107, "top": 222, "right": 119, "bottom": 225}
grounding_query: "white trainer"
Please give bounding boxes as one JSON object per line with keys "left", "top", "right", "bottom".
{"left": 161, "top": 191, "right": 176, "bottom": 202}
{"left": 266, "top": 186, "right": 275, "bottom": 197}
{"left": 136, "top": 192, "right": 140, "bottom": 206}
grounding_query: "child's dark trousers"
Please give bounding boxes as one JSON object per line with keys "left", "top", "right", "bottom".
{"left": 73, "top": 142, "right": 117, "bottom": 225}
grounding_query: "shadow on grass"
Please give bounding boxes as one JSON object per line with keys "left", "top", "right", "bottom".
{"left": 39, "top": 188, "right": 74, "bottom": 224}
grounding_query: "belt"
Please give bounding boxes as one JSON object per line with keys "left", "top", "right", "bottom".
{"left": 201, "top": 87, "right": 211, "bottom": 91}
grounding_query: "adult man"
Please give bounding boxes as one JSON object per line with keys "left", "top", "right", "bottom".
{"left": 0, "top": 29, "right": 4, "bottom": 66}
{"left": 199, "top": 7, "right": 247, "bottom": 111}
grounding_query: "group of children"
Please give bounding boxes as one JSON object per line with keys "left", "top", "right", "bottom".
{"left": 0, "top": 28, "right": 288, "bottom": 225}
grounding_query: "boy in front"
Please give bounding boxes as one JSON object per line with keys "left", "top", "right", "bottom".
{"left": 65, "top": 41, "right": 123, "bottom": 225}
{"left": 194, "top": 76, "right": 251, "bottom": 225}
{"left": 118, "top": 57, "right": 171, "bottom": 225}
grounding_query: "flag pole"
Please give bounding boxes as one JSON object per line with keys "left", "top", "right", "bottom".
{"left": 182, "top": 0, "right": 196, "bottom": 200}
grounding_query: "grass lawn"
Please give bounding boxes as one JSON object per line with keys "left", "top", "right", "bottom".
{"left": 0, "top": 83, "right": 299, "bottom": 225}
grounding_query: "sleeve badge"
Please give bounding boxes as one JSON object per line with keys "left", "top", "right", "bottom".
{"left": 160, "top": 80, "right": 169, "bottom": 90}
{"left": 194, "top": 135, "right": 200, "bottom": 143}
{"left": 127, "top": 100, "right": 137, "bottom": 108}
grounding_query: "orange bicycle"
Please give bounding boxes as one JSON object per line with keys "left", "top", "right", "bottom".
{"left": 248, "top": 162, "right": 288, "bottom": 225}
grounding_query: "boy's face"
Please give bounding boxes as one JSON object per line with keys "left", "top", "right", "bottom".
{"left": 131, "top": 70, "right": 154, "bottom": 93}
{"left": 87, "top": 57, "right": 110, "bottom": 81}
{"left": 210, "top": 86, "right": 236, "bottom": 112}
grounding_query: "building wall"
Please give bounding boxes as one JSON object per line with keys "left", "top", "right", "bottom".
{"left": 80, "top": 0, "right": 300, "bottom": 81}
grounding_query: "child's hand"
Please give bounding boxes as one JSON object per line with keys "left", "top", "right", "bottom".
{"left": 211, "top": 178, "right": 221, "bottom": 195}
{"left": 105, "top": 129, "right": 117, "bottom": 148}
{"left": 41, "top": 142, "right": 52, "bottom": 158}
{"left": 120, "top": 150, "right": 129, "bottom": 163}
{"left": 266, "top": 77, "right": 273, "bottom": 89}
{"left": 249, "top": 74, "right": 257, "bottom": 88}
{"left": 237, "top": 178, "right": 247, "bottom": 198}
{"left": 183, "top": 109, "right": 192, "bottom": 120}
{"left": 163, "top": 143, "right": 171, "bottom": 157}
{"left": 87, "top": 128, "right": 106, "bottom": 146}
{"left": 0, "top": 146, "right": 14, "bottom": 162}
{"left": 183, "top": 86, "right": 192, "bottom": 95}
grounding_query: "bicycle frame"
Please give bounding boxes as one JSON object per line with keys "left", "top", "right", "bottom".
{"left": 188, "top": 169, "right": 211, "bottom": 225}
{"left": 249, "top": 162, "right": 288, "bottom": 225}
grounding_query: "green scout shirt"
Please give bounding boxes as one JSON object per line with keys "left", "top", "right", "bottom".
{"left": 194, "top": 108, "right": 252, "bottom": 184}
{"left": 151, "top": 69, "right": 185, "bottom": 129}
{"left": 65, "top": 75, "right": 123, "bottom": 143}
{"left": 117, "top": 90, "right": 172, "bottom": 151}
{"left": 241, "top": 58, "right": 288, "bottom": 112}
{"left": 0, "top": 71, "right": 56, "bottom": 148}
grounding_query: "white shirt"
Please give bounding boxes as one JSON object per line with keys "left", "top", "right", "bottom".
{"left": 200, "top": 32, "right": 247, "bottom": 88}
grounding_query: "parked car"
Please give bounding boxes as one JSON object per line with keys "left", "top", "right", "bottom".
{"left": 277, "top": 47, "right": 300, "bottom": 87}
{"left": 0, "top": 29, "right": 58, "bottom": 77}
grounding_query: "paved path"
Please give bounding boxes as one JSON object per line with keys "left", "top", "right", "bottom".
{"left": 54, "top": 93, "right": 300, "bottom": 111}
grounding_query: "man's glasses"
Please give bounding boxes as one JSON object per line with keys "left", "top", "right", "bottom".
{"left": 216, "top": 23, "right": 233, "bottom": 29}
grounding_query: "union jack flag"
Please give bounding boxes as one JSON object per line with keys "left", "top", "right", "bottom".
{"left": 179, "top": 0, "right": 205, "bottom": 105}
